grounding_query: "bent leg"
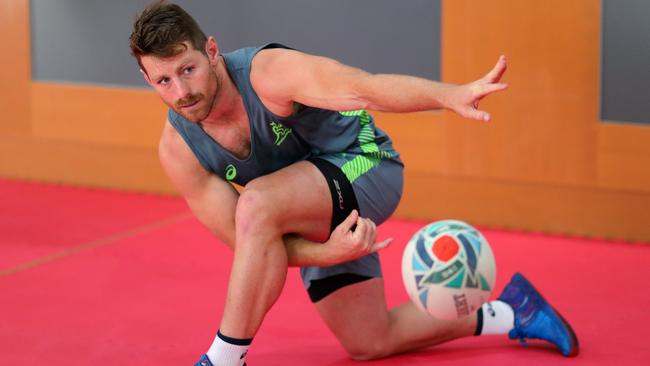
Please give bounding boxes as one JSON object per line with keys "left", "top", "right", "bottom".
{"left": 219, "top": 161, "right": 333, "bottom": 339}
{"left": 314, "top": 278, "right": 477, "bottom": 360}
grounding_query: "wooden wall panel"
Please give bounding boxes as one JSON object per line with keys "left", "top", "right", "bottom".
{"left": 395, "top": 171, "right": 650, "bottom": 243}
{"left": 31, "top": 83, "right": 166, "bottom": 149}
{"left": 597, "top": 123, "right": 650, "bottom": 192}
{"left": 0, "top": 134, "right": 174, "bottom": 194}
{"left": 0, "top": 0, "right": 31, "bottom": 135}
{"left": 440, "top": 0, "right": 600, "bottom": 187}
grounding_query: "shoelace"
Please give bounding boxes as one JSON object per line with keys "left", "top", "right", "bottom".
{"left": 509, "top": 319, "right": 530, "bottom": 346}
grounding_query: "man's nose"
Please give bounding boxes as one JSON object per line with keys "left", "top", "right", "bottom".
{"left": 175, "top": 79, "right": 191, "bottom": 100}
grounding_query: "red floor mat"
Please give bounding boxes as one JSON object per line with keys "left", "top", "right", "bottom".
{"left": 1, "top": 180, "right": 648, "bottom": 365}
{"left": 0, "top": 179, "right": 188, "bottom": 271}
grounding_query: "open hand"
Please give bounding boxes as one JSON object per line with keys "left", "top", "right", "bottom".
{"left": 324, "top": 209, "right": 393, "bottom": 265}
{"left": 447, "top": 55, "right": 508, "bottom": 122}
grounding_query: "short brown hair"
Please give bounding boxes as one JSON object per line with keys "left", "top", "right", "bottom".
{"left": 129, "top": 1, "right": 207, "bottom": 69}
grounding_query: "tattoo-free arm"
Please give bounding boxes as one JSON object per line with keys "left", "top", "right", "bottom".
{"left": 252, "top": 49, "right": 508, "bottom": 121}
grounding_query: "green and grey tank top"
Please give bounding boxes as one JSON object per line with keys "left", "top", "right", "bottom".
{"left": 168, "top": 43, "right": 402, "bottom": 186}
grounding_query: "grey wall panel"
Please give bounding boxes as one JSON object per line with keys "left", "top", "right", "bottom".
{"left": 601, "top": 0, "right": 650, "bottom": 124}
{"left": 31, "top": 0, "right": 440, "bottom": 88}
{"left": 31, "top": 0, "right": 154, "bottom": 87}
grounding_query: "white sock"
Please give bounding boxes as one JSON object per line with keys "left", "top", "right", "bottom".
{"left": 476, "top": 300, "right": 515, "bottom": 335}
{"left": 206, "top": 330, "right": 252, "bottom": 366}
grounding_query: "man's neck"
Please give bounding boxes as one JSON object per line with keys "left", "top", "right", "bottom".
{"left": 201, "top": 57, "right": 245, "bottom": 126}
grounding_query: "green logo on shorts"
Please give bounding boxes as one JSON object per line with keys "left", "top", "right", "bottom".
{"left": 225, "top": 164, "right": 237, "bottom": 181}
{"left": 270, "top": 121, "right": 292, "bottom": 146}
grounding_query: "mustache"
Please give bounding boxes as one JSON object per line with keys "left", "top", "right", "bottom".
{"left": 176, "top": 93, "right": 203, "bottom": 108}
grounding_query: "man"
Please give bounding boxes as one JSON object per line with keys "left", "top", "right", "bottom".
{"left": 129, "top": 2, "right": 578, "bottom": 365}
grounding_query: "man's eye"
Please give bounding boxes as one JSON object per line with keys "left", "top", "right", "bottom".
{"left": 158, "top": 78, "right": 170, "bottom": 85}
{"left": 184, "top": 66, "right": 194, "bottom": 74}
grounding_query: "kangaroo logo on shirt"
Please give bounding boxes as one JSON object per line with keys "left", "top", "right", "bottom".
{"left": 225, "top": 164, "right": 237, "bottom": 181}
{"left": 270, "top": 121, "right": 292, "bottom": 146}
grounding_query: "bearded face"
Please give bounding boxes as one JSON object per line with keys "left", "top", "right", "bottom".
{"left": 141, "top": 42, "right": 221, "bottom": 123}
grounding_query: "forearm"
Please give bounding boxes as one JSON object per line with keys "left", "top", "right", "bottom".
{"left": 357, "top": 74, "right": 458, "bottom": 113}
{"left": 211, "top": 227, "right": 341, "bottom": 267}
{"left": 284, "top": 234, "right": 339, "bottom": 267}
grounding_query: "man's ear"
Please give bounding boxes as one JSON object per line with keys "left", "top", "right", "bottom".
{"left": 205, "top": 36, "right": 220, "bottom": 65}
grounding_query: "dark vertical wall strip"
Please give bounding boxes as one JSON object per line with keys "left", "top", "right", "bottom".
{"left": 31, "top": 0, "right": 440, "bottom": 88}
{"left": 601, "top": 0, "right": 650, "bottom": 124}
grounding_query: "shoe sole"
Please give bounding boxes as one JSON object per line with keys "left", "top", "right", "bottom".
{"left": 551, "top": 306, "right": 580, "bottom": 357}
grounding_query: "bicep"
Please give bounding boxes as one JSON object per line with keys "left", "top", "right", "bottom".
{"left": 159, "top": 121, "right": 238, "bottom": 248}
{"left": 252, "top": 49, "right": 372, "bottom": 112}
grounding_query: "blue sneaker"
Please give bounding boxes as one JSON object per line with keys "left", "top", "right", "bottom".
{"left": 195, "top": 355, "right": 214, "bottom": 366}
{"left": 194, "top": 354, "right": 248, "bottom": 366}
{"left": 498, "top": 273, "right": 579, "bottom": 357}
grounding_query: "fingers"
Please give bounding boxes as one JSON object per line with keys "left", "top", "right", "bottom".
{"left": 472, "top": 82, "right": 508, "bottom": 122}
{"left": 463, "top": 74, "right": 507, "bottom": 122}
{"left": 461, "top": 106, "right": 491, "bottom": 122}
{"left": 351, "top": 215, "right": 372, "bottom": 240}
{"left": 371, "top": 237, "right": 393, "bottom": 252}
{"left": 479, "top": 82, "right": 509, "bottom": 98}
{"left": 477, "top": 111, "right": 491, "bottom": 123}
{"left": 471, "top": 82, "right": 508, "bottom": 107}
{"left": 350, "top": 216, "right": 377, "bottom": 247}
{"left": 365, "top": 218, "right": 377, "bottom": 244}
{"left": 484, "top": 55, "right": 507, "bottom": 83}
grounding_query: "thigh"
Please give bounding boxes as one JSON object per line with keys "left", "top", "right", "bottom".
{"left": 351, "top": 158, "right": 404, "bottom": 225}
{"left": 316, "top": 155, "right": 404, "bottom": 226}
{"left": 243, "top": 160, "right": 332, "bottom": 241}
{"left": 299, "top": 156, "right": 403, "bottom": 296}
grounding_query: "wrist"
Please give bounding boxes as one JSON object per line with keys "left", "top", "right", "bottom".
{"left": 439, "top": 83, "right": 460, "bottom": 111}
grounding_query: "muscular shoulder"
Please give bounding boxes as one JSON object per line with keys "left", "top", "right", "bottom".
{"left": 251, "top": 47, "right": 301, "bottom": 75}
{"left": 249, "top": 48, "right": 305, "bottom": 114}
{"left": 250, "top": 47, "right": 368, "bottom": 113}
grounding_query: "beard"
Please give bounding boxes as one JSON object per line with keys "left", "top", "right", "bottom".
{"left": 173, "top": 68, "right": 220, "bottom": 123}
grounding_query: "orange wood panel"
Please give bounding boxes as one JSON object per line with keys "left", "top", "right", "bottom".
{"left": 31, "top": 82, "right": 166, "bottom": 149}
{"left": 440, "top": 0, "right": 600, "bottom": 187}
{"left": 0, "top": 134, "right": 175, "bottom": 194}
{"left": 0, "top": 0, "right": 31, "bottom": 135}
{"left": 372, "top": 111, "right": 449, "bottom": 172}
{"left": 396, "top": 171, "right": 650, "bottom": 242}
{"left": 597, "top": 123, "right": 650, "bottom": 192}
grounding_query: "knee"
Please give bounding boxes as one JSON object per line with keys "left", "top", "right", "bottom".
{"left": 342, "top": 338, "right": 392, "bottom": 361}
{"left": 235, "top": 179, "right": 280, "bottom": 238}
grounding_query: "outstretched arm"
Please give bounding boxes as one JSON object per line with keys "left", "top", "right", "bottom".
{"left": 252, "top": 49, "right": 508, "bottom": 121}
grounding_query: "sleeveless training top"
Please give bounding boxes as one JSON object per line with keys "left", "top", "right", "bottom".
{"left": 168, "top": 43, "right": 402, "bottom": 186}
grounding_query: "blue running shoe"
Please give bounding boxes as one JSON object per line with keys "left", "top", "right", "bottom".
{"left": 498, "top": 272, "right": 579, "bottom": 357}
{"left": 195, "top": 355, "right": 214, "bottom": 366}
{"left": 194, "top": 354, "right": 248, "bottom": 366}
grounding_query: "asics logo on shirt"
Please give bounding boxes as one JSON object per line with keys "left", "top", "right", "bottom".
{"left": 225, "top": 164, "right": 237, "bottom": 181}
